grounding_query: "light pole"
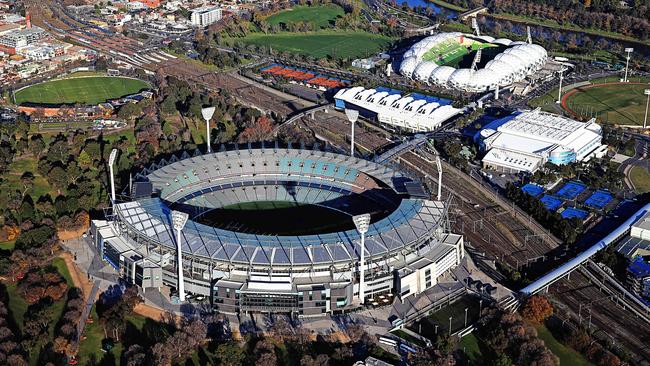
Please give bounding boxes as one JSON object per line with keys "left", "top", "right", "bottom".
{"left": 556, "top": 68, "right": 566, "bottom": 104}
{"left": 643, "top": 89, "right": 650, "bottom": 129}
{"left": 171, "top": 210, "right": 189, "bottom": 302}
{"left": 624, "top": 48, "right": 633, "bottom": 82}
{"left": 448, "top": 316, "right": 452, "bottom": 336}
{"left": 108, "top": 149, "right": 118, "bottom": 203}
{"left": 464, "top": 307, "right": 468, "bottom": 327}
{"left": 345, "top": 108, "right": 359, "bottom": 157}
{"left": 201, "top": 106, "right": 216, "bottom": 153}
{"left": 353, "top": 213, "right": 371, "bottom": 304}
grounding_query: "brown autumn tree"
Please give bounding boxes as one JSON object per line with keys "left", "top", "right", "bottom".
{"left": 521, "top": 295, "right": 554, "bottom": 325}
{"left": 238, "top": 116, "right": 275, "bottom": 143}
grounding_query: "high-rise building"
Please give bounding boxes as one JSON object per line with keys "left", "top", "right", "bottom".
{"left": 190, "top": 6, "right": 222, "bottom": 27}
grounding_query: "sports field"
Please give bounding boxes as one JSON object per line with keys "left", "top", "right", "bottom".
{"left": 14, "top": 76, "right": 149, "bottom": 106}
{"left": 234, "top": 30, "right": 394, "bottom": 59}
{"left": 198, "top": 200, "right": 357, "bottom": 235}
{"left": 562, "top": 81, "right": 650, "bottom": 126}
{"left": 421, "top": 38, "right": 496, "bottom": 66}
{"left": 266, "top": 4, "right": 344, "bottom": 29}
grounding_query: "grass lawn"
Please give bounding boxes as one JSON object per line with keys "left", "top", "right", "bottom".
{"left": 14, "top": 76, "right": 149, "bottom": 106}
{"left": 630, "top": 166, "right": 650, "bottom": 194}
{"left": 77, "top": 306, "right": 149, "bottom": 365}
{"left": 231, "top": 30, "right": 394, "bottom": 59}
{"left": 563, "top": 81, "right": 650, "bottom": 126}
{"left": 409, "top": 295, "right": 481, "bottom": 338}
{"left": 0, "top": 240, "right": 15, "bottom": 250}
{"left": 266, "top": 4, "right": 344, "bottom": 29}
{"left": 458, "top": 333, "right": 483, "bottom": 364}
{"left": 391, "top": 329, "right": 427, "bottom": 347}
{"left": 0, "top": 156, "right": 58, "bottom": 200}
{"left": 536, "top": 325, "right": 593, "bottom": 366}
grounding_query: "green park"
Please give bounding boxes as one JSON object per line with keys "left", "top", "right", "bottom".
{"left": 14, "top": 76, "right": 149, "bottom": 106}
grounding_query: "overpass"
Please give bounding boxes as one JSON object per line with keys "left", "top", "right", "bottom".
{"left": 520, "top": 202, "right": 650, "bottom": 295}
{"left": 374, "top": 134, "right": 430, "bottom": 164}
{"left": 458, "top": 6, "right": 488, "bottom": 20}
{"left": 273, "top": 103, "right": 333, "bottom": 137}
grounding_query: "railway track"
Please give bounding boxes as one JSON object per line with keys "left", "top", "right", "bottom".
{"left": 551, "top": 270, "right": 650, "bottom": 364}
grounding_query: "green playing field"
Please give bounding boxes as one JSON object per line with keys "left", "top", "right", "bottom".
{"left": 422, "top": 38, "right": 495, "bottom": 66}
{"left": 234, "top": 30, "right": 394, "bottom": 60}
{"left": 14, "top": 76, "right": 150, "bottom": 105}
{"left": 562, "top": 81, "right": 650, "bottom": 126}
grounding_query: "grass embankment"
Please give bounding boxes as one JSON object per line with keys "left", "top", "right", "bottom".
{"left": 265, "top": 4, "right": 344, "bottom": 29}
{"left": 536, "top": 325, "right": 594, "bottom": 366}
{"left": 6, "top": 257, "right": 74, "bottom": 365}
{"left": 491, "top": 12, "right": 650, "bottom": 46}
{"left": 14, "top": 76, "right": 149, "bottom": 106}
{"left": 630, "top": 166, "right": 650, "bottom": 194}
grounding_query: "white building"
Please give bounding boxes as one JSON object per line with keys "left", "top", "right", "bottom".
{"left": 476, "top": 109, "right": 607, "bottom": 174}
{"left": 190, "top": 6, "right": 222, "bottom": 27}
{"left": 334, "top": 86, "right": 463, "bottom": 132}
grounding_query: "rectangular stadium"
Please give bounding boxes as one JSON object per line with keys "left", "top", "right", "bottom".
{"left": 399, "top": 32, "right": 549, "bottom": 92}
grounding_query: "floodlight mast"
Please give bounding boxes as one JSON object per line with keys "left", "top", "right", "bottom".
{"left": 624, "top": 48, "right": 633, "bottom": 83}
{"left": 201, "top": 107, "right": 216, "bottom": 153}
{"left": 353, "top": 214, "right": 371, "bottom": 304}
{"left": 643, "top": 89, "right": 650, "bottom": 130}
{"left": 171, "top": 210, "right": 189, "bottom": 302}
{"left": 345, "top": 109, "right": 359, "bottom": 157}
{"left": 556, "top": 68, "right": 566, "bottom": 104}
{"left": 108, "top": 149, "right": 118, "bottom": 203}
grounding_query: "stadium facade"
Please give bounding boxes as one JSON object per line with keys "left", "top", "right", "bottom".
{"left": 91, "top": 147, "right": 465, "bottom": 317}
{"left": 399, "top": 32, "right": 548, "bottom": 92}
{"left": 334, "top": 86, "right": 463, "bottom": 132}
{"left": 475, "top": 109, "right": 607, "bottom": 174}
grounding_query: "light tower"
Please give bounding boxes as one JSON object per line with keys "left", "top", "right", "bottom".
{"left": 353, "top": 213, "right": 371, "bottom": 304}
{"left": 108, "top": 149, "right": 118, "bottom": 203}
{"left": 171, "top": 210, "right": 189, "bottom": 302}
{"left": 556, "top": 68, "right": 566, "bottom": 104}
{"left": 345, "top": 108, "right": 359, "bottom": 157}
{"left": 201, "top": 106, "right": 216, "bottom": 153}
{"left": 624, "top": 48, "right": 633, "bottom": 83}
{"left": 643, "top": 89, "right": 650, "bottom": 129}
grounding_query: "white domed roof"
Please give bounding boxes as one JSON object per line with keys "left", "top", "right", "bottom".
{"left": 494, "top": 53, "right": 525, "bottom": 70}
{"left": 430, "top": 66, "right": 456, "bottom": 84}
{"left": 399, "top": 56, "right": 419, "bottom": 77}
{"left": 449, "top": 68, "right": 472, "bottom": 87}
{"left": 413, "top": 62, "right": 438, "bottom": 82}
{"left": 469, "top": 68, "right": 499, "bottom": 91}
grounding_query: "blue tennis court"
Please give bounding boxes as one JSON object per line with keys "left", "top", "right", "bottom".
{"left": 556, "top": 181, "right": 587, "bottom": 200}
{"left": 521, "top": 183, "right": 544, "bottom": 198}
{"left": 561, "top": 207, "right": 589, "bottom": 220}
{"left": 584, "top": 190, "right": 614, "bottom": 210}
{"left": 540, "top": 195, "right": 562, "bottom": 211}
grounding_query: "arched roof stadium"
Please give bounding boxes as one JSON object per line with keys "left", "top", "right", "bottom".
{"left": 115, "top": 148, "right": 447, "bottom": 271}
{"left": 399, "top": 32, "right": 548, "bottom": 92}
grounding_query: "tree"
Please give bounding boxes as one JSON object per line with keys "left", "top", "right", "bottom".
{"left": 521, "top": 295, "right": 553, "bottom": 324}
{"left": 213, "top": 342, "right": 245, "bottom": 366}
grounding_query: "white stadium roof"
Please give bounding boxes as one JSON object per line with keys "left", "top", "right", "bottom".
{"left": 399, "top": 32, "right": 548, "bottom": 92}
{"left": 334, "top": 87, "right": 463, "bottom": 132}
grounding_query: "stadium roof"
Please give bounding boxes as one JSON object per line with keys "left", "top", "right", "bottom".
{"left": 334, "top": 86, "right": 462, "bottom": 132}
{"left": 115, "top": 197, "right": 446, "bottom": 266}
{"left": 399, "top": 32, "right": 548, "bottom": 92}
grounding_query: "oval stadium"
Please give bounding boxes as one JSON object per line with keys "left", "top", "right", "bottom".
{"left": 91, "top": 147, "right": 465, "bottom": 317}
{"left": 399, "top": 32, "right": 548, "bottom": 92}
